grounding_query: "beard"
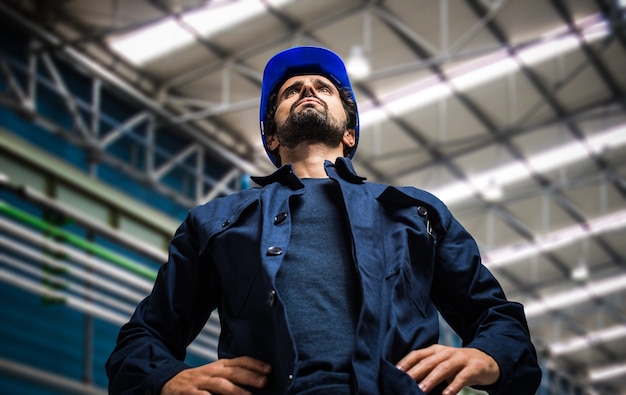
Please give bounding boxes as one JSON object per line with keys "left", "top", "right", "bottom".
{"left": 274, "top": 102, "right": 347, "bottom": 150}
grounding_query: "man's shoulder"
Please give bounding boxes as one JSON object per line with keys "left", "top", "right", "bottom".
{"left": 364, "top": 182, "right": 445, "bottom": 207}
{"left": 191, "top": 187, "right": 263, "bottom": 217}
{"left": 363, "top": 182, "right": 451, "bottom": 227}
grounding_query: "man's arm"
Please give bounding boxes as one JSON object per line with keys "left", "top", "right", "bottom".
{"left": 106, "top": 213, "right": 217, "bottom": 394}
{"left": 413, "top": 208, "right": 541, "bottom": 394}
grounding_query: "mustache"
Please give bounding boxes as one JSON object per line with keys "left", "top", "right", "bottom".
{"left": 290, "top": 95, "right": 327, "bottom": 113}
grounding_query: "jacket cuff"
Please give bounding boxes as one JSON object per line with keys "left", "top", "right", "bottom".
{"left": 464, "top": 341, "right": 513, "bottom": 394}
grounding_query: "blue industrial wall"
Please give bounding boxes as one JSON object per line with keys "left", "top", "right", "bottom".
{"left": 0, "top": 18, "right": 217, "bottom": 394}
{"left": 0, "top": 172, "right": 210, "bottom": 393}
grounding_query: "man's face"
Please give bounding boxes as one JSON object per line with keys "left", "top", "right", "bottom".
{"left": 272, "top": 74, "right": 348, "bottom": 150}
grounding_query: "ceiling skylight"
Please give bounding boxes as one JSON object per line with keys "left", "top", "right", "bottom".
{"left": 359, "top": 13, "right": 609, "bottom": 126}
{"left": 523, "top": 271, "right": 626, "bottom": 318}
{"left": 589, "top": 363, "right": 626, "bottom": 383}
{"left": 550, "top": 325, "right": 626, "bottom": 356}
{"left": 429, "top": 123, "right": 626, "bottom": 206}
{"left": 483, "top": 208, "right": 626, "bottom": 270}
{"left": 108, "top": 0, "right": 294, "bottom": 65}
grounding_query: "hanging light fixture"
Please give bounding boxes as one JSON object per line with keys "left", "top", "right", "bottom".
{"left": 571, "top": 240, "right": 590, "bottom": 281}
{"left": 347, "top": 8, "right": 372, "bottom": 81}
{"left": 570, "top": 257, "right": 590, "bottom": 281}
{"left": 347, "top": 45, "right": 371, "bottom": 80}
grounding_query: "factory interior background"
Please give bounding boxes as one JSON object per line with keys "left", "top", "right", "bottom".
{"left": 0, "top": 0, "right": 625, "bottom": 394}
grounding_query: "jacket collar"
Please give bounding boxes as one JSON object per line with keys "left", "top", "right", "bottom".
{"left": 327, "top": 157, "right": 367, "bottom": 184}
{"left": 250, "top": 157, "right": 366, "bottom": 188}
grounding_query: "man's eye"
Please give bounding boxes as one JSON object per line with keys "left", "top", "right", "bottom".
{"left": 318, "top": 86, "right": 331, "bottom": 94}
{"left": 285, "top": 88, "right": 299, "bottom": 97}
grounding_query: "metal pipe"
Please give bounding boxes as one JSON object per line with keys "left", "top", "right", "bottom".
{"left": 0, "top": 253, "right": 135, "bottom": 315}
{"left": 0, "top": 216, "right": 152, "bottom": 292}
{"left": 0, "top": 268, "right": 127, "bottom": 324}
{"left": 0, "top": 212, "right": 220, "bottom": 351}
{"left": 0, "top": 198, "right": 224, "bottom": 344}
{"left": 0, "top": 194, "right": 222, "bottom": 353}
{"left": 0, "top": 236, "right": 146, "bottom": 302}
{"left": 0, "top": 180, "right": 168, "bottom": 263}
{"left": 0, "top": 357, "right": 107, "bottom": 395}
{"left": 0, "top": 223, "right": 220, "bottom": 348}
{"left": 0, "top": 200, "right": 157, "bottom": 281}
{"left": 0, "top": 268, "right": 217, "bottom": 360}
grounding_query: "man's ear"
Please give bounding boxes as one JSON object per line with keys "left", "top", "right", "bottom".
{"left": 267, "top": 134, "right": 280, "bottom": 150}
{"left": 342, "top": 129, "right": 356, "bottom": 149}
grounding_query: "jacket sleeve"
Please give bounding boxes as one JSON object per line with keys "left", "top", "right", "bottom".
{"left": 105, "top": 210, "right": 219, "bottom": 395}
{"left": 431, "top": 208, "right": 542, "bottom": 395}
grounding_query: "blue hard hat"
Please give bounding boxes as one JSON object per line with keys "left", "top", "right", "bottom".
{"left": 259, "top": 46, "right": 359, "bottom": 167}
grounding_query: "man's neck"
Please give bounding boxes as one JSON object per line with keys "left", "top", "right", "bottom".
{"left": 280, "top": 143, "right": 344, "bottom": 178}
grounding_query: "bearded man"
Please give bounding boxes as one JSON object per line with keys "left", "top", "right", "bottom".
{"left": 106, "top": 46, "right": 541, "bottom": 395}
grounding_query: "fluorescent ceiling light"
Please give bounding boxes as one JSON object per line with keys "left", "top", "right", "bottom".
{"left": 360, "top": 80, "right": 452, "bottom": 125}
{"left": 359, "top": 13, "right": 609, "bottom": 127}
{"left": 429, "top": 123, "right": 626, "bottom": 206}
{"left": 550, "top": 325, "right": 626, "bottom": 355}
{"left": 483, "top": 210, "right": 626, "bottom": 317}
{"left": 522, "top": 272, "right": 626, "bottom": 318}
{"left": 483, "top": 208, "right": 626, "bottom": 269}
{"left": 109, "top": 19, "right": 191, "bottom": 65}
{"left": 108, "top": 0, "right": 294, "bottom": 65}
{"left": 589, "top": 363, "right": 626, "bottom": 382}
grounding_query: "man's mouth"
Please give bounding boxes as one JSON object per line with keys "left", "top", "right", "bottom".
{"left": 296, "top": 98, "right": 322, "bottom": 108}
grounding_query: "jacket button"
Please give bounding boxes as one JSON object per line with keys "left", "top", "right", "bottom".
{"left": 268, "top": 289, "right": 277, "bottom": 307}
{"left": 287, "top": 374, "right": 294, "bottom": 384}
{"left": 417, "top": 206, "right": 428, "bottom": 217}
{"left": 266, "top": 246, "right": 283, "bottom": 256}
{"left": 274, "top": 212, "right": 288, "bottom": 224}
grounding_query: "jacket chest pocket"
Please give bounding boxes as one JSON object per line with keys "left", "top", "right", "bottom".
{"left": 204, "top": 200, "right": 266, "bottom": 318}
{"left": 383, "top": 205, "right": 437, "bottom": 277}
{"left": 382, "top": 205, "right": 437, "bottom": 316}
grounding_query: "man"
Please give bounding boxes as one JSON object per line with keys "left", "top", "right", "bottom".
{"left": 106, "top": 46, "right": 541, "bottom": 395}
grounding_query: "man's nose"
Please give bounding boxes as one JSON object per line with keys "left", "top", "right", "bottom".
{"left": 300, "top": 82, "right": 316, "bottom": 97}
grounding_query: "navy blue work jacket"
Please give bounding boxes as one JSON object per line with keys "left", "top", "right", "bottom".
{"left": 106, "top": 158, "right": 541, "bottom": 395}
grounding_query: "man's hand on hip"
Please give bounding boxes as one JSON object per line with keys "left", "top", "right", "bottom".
{"left": 395, "top": 344, "right": 500, "bottom": 395}
{"left": 161, "top": 356, "right": 272, "bottom": 395}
